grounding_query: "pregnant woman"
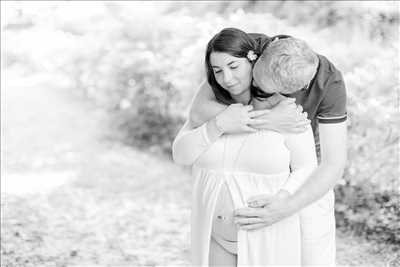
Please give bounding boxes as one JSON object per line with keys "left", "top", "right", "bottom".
{"left": 172, "top": 28, "right": 317, "bottom": 266}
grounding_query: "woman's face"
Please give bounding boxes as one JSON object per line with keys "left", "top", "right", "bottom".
{"left": 210, "top": 52, "right": 252, "bottom": 97}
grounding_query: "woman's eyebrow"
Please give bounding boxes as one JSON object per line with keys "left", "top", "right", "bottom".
{"left": 211, "top": 65, "right": 221, "bottom": 69}
{"left": 227, "top": 61, "right": 238, "bottom": 66}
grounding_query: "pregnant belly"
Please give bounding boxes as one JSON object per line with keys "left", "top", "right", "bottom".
{"left": 211, "top": 182, "right": 237, "bottom": 242}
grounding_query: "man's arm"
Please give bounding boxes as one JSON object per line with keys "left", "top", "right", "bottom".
{"left": 284, "top": 64, "right": 348, "bottom": 209}
{"left": 286, "top": 121, "right": 347, "bottom": 211}
{"left": 236, "top": 125, "right": 318, "bottom": 230}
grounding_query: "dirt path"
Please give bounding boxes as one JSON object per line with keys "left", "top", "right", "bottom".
{"left": 1, "top": 70, "right": 397, "bottom": 266}
{"left": 1, "top": 68, "right": 106, "bottom": 194}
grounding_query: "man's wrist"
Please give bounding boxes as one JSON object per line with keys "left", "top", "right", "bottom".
{"left": 285, "top": 194, "right": 300, "bottom": 215}
{"left": 276, "top": 189, "right": 291, "bottom": 199}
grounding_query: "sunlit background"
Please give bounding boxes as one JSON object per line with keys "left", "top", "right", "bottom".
{"left": 1, "top": 1, "right": 399, "bottom": 266}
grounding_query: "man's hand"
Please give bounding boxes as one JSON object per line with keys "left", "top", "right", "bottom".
{"left": 252, "top": 96, "right": 310, "bottom": 133}
{"left": 215, "top": 103, "right": 270, "bottom": 134}
{"left": 247, "top": 190, "right": 291, "bottom": 208}
{"left": 234, "top": 190, "right": 293, "bottom": 231}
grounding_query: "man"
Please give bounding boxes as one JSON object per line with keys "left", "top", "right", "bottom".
{"left": 189, "top": 35, "right": 347, "bottom": 265}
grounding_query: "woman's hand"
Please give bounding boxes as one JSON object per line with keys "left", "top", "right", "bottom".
{"left": 215, "top": 103, "right": 270, "bottom": 134}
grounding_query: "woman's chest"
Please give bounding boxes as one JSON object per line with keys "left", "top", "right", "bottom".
{"left": 195, "top": 131, "right": 290, "bottom": 173}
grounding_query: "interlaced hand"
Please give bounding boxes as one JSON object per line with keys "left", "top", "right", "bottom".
{"left": 215, "top": 103, "right": 270, "bottom": 134}
{"left": 252, "top": 96, "right": 310, "bottom": 133}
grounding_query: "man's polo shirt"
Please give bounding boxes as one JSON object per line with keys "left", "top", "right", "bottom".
{"left": 292, "top": 54, "right": 347, "bottom": 159}
{"left": 249, "top": 33, "right": 347, "bottom": 159}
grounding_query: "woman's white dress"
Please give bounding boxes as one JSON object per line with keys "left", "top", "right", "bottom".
{"left": 173, "top": 122, "right": 317, "bottom": 266}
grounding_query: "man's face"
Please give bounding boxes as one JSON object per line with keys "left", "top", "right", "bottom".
{"left": 252, "top": 59, "right": 309, "bottom": 98}
{"left": 252, "top": 60, "right": 275, "bottom": 94}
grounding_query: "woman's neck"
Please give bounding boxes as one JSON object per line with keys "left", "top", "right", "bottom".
{"left": 232, "top": 89, "right": 251, "bottom": 105}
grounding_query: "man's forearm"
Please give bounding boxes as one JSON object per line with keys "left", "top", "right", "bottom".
{"left": 286, "top": 163, "right": 345, "bottom": 213}
{"left": 287, "top": 121, "right": 347, "bottom": 213}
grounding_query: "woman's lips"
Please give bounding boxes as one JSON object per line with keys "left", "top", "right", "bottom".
{"left": 227, "top": 83, "right": 238, "bottom": 88}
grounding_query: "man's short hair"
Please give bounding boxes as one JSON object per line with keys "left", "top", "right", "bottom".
{"left": 254, "top": 37, "right": 318, "bottom": 94}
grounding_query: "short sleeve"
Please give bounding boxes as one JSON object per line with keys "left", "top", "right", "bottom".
{"left": 317, "top": 70, "right": 347, "bottom": 124}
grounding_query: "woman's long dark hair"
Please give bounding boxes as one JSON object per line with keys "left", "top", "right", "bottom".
{"left": 205, "top": 28, "right": 259, "bottom": 105}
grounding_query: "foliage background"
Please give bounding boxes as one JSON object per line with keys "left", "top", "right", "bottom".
{"left": 2, "top": 1, "right": 399, "bottom": 265}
